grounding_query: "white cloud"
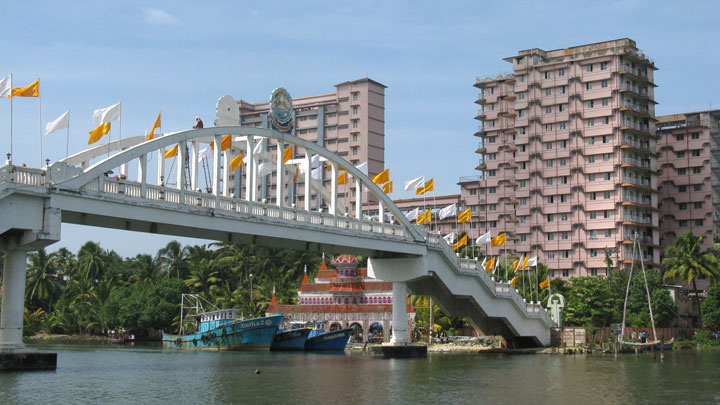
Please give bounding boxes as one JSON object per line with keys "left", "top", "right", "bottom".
{"left": 143, "top": 8, "right": 181, "bottom": 26}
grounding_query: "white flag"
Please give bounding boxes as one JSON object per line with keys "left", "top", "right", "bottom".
{"left": 528, "top": 256, "right": 538, "bottom": 267}
{"left": 515, "top": 255, "right": 525, "bottom": 271}
{"left": 442, "top": 232, "right": 456, "bottom": 244}
{"left": 311, "top": 154, "right": 320, "bottom": 168}
{"left": 0, "top": 75, "right": 11, "bottom": 98}
{"left": 476, "top": 231, "right": 491, "bottom": 245}
{"left": 311, "top": 166, "right": 323, "bottom": 180}
{"left": 92, "top": 102, "right": 121, "bottom": 126}
{"left": 405, "top": 207, "right": 419, "bottom": 221}
{"left": 404, "top": 175, "right": 425, "bottom": 191}
{"left": 45, "top": 110, "right": 70, "bottom": 135}
{"left": 198, "top": 147, "right": 212, "bottom": 161}
{"left": 355, "top": 161, "right": 368, "bottom": 175}
{"left": 253, "top": 138, "right": 264, "bottom": 156}
{"left": 480, "top": 257, "right": 487, "bottom": 268}
{"left": 438, "top": 203, "right": 457, "bottom": 220}
{"left": 257, "top": 162, "right": 273, "bottom": 177}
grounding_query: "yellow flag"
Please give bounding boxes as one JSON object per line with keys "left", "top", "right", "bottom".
{"left": 424, "top": 178, "right": 434, "bottom": 193}
{"left": 283, "top": 146, "right": 293, "bottom": 163}
{"left": 539, "top": 276, "right": 550, "bottom": 290}
{"left": 417, "top": 212, "right": 426, "bottom": 224}
{"left": 291, "top": 165, "right": 299, "bottom": 183}
{"left": 453, "top": 234, "right": 468, "bottom": 251}
{"left": 88, "top": 122, "right": 111, "bottom": 145}
{"left": 210, "top": 134, "right": 233, "bottom": 151}
{"left": 415, "top": 186, "right": 426, "bottom": 196}
{"left": 485, "top": 257, "right": 496, "bottom": 272}
{"left": 512, "top": 259, "right": 519, "bottom": 271}
{"left": 147, "top": 111, "right": 162, "bottom": 141}
{"left": 382, "top": 181, "right": 393, "bottom": 193}
{"left": 372, "top": 168, "right": 389, "bottom": 185}
{"left": 424, "top": 209, "right": 431, "bottom": 223}
{"left": 458, "top": 208, "right": 472, "bottom": 223}
{"left": 521, "top": 256, "right": 529, "bottom": 269}
{"left": 10, "top": 79, "right": 39, "bottom": 98}
{"left": 164, "top": 145, "right": 178, "bottom": 159}
{"left": 338, "top": 172, "right": 347, "bottom": 185}
{"left": 491, "top": 233, "right": 506, "bottom": 247}
{"left": 230, "top": 153, "right": 244, "bottom": 171}
{"left": 510, "top": 276, "right": 517, "bottom": 287}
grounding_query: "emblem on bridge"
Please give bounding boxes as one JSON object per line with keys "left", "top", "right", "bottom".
{"left": 269, "top": 87, "right": 294, "bottom": 132}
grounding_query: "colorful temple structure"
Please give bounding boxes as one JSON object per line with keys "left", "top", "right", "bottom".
{"left": 266, "top": 254, "right": 415, "bottom": 343}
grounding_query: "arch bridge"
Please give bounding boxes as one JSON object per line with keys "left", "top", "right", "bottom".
{"left": 0, "top": 125, "right": 554, "bottom": 354}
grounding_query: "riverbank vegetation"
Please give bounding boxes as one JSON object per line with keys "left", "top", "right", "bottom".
{"left": 0, "top": 241, "right": 323, "bottom": 337}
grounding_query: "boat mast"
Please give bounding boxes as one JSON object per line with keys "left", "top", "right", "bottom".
{"left": 620, "top": 232, "right": 637, "bottom": 341}
{"left": 637, "top": 234, "right": 657, "bottom": 342}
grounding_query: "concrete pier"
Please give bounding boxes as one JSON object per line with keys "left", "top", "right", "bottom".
{"left": 0, "top": 349, "right": 57, "bottom": 371}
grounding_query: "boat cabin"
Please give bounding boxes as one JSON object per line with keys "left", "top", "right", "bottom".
{"left": 195, "top": 309, "right": 239, "bottom": 333}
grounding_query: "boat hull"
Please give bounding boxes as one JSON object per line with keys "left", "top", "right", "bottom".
{"left": 305, "top": 328, "right": 352, "bottom": 351}
{"left": 162, "top": 314, "right": 283, "bottom": 351}
{"left": 270, "top": 328, "right": 312, "bottom": 351}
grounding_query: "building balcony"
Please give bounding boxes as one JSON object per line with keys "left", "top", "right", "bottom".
{"left": 620, "top": 120, "right": 650, "bottom": 133}
{"left": 623, "top": 235, "right": 654, "bottom": 245}
{"left": 619, "top": 83, "right": 650, "bottom": 97}
{"left": 623, "top": 194, "right": 652, "bottom": 207}
{"left": 623, "top": 213, "right": 653, "bottom": 225}
{"left": 506, "top": 146, "right": 518, "bottom": 152}
{"left": 475, "top": 94, "right": 487, "bottom": 105}
{"left": 620, "top": 136, "right": 653, "bottom": 152}
{"left": 475, "top": 163, "right": 487, "bottom": 171}
{"left": 621, "top": 157, "right": 654, "bottom": 171}
{"left": 622, "top": 176, "right": 652, "bottom": 188}
{"left": 619, "top": 101, "right": 650, "bottom": 115}
{"left": 623, "top": 253, "right": 655, "bottom": 264}
{"left": 475, "top": 110, "right": 487, "bottom": 120}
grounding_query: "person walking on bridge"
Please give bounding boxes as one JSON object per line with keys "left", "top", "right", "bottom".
{"left": 193, "top": 116, "right": 203, "bottom": 129}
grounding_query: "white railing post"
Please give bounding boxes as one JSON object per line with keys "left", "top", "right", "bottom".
{"left": 331, "top": 162, "right": 337, "bottom": 225}
{"left": 355, "top": 178, "right": 362, "bottom": 220}
{"left": 120, "top": 147, "right": 128, "bottom": 178}
{"left": 178, "top": 141, "right": 186, "bottom": 203}
{"left": 190, "top": 141, "right": 199, "bottom": 191}
{"left": 304, "top": 150, "right": 311, "bottom": 215}
{"left": 223, "top": 148, "right": 231, "bottom": 197}
{"left": 213, "top": 135, "right": 221, "bottom": 203}
{"left": 157, "top": 146, "right": 165, "bottom": 186}
{"left": 246, "top": 135, "right": 255, "bottom": 202}
{"left": 138, "top": 154, "right": 147, "bottom": 198}
{"left": 277, "top": 140, "right": 284, "bottom": 214}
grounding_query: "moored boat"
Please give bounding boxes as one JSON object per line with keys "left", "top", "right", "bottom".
{"left": 653, "top": 337, "right": 674, "bottom": 351}
{"left": 162, "top": 294, "right": 283, "bottom": 351}
{"left": 270, "top": 327, "right": 312, "bottom": 351}
{"left": 304, "top": 322, "right": 352, "bottom": 351}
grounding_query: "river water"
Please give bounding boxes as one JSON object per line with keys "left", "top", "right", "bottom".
{"left": 1, "top": 343, "right": 719, "bottom": 404}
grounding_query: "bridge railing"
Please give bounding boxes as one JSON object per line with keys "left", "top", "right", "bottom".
{"left": 78, "top": 175, "right": 409, "bottom": 238}
{"left": 0, "top": 165, "right": 48, "bottom": 188}
{"left": 427, "top": 232, "right": 553, "bottom": 327}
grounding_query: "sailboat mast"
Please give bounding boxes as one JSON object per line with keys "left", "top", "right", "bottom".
{"left": 638, "top": 235, "right": 657, "bottom": 342}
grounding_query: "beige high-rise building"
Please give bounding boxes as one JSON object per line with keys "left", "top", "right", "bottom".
{"left": 656, "top": 110, "right": 720, "bottom": 254}
{"left": 231, "top": 78, "right": 386, "bottom": 213}
{"left": 472, "top": 38, "right": 659, "bottom": 278}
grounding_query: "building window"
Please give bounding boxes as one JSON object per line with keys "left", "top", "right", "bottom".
{"left": 488, "top": 169, "right": 496, "bottom": 176}
{"left": 352, "top": 92, "right": 359, "bottom": 101}
{"left": 559, "top": 104, "right": 567, "bottom": 112}
{"left": 692, "top": 150, "right": 701, "bottom": 157}
{"left": 676, "top": 151, "right": 685, "bottom": 158}
{"left": 601, "top": 80, "right": 608, "bottom": 88}
{"left": 545, "top": 142, "right": 553, "bottom": 150}
{"left": 695, "top": 219, "right": 704, "bottom": 226}
{"left": 604, "top": 172, "right": 611, "bottom": 180}
{"left": 693, "top": 167, "right": 702, "bottom": 174}
{"left": 586, "top": 100, "right": 595, "bottom": 108}
{"left": 587, "top": 119, "right": 594, "bottom": 127}
{"left": 488, "top": 153, "right": 496, "bottom": 160}
{"left": 588, "top": 156, "right": 595, "bottom": 164}
{"left": 518, "top": 92, "right": 526, "bottom": 100}
{"left": 546, "top": 160, "right": 554, "bottom": 168}
{"left": 601, "top": 62, "right": 608, "bottom": 70}
{"left": 548, "top": 252, "right": 556, "bottom": 259}
{"left": 546, "top": 177, "right": 553, "bottom": 185}
{"left": 691, "top": 132, "right": 700, "bottom": 139}
{"left": 469, "top": 188, "right": 477, "bottom": 195}
{"left": 590, "top": 230, "right": 598, "bottom": 238}
{"left": 547, "top": 233, "right": 555, "bottom": 241}
{"left": 559, "top": 85, "right": 566, "bottom": 94}
{"left": 517, "top": 75, "right": 525, "bottom": 82}
{"left": 591, "top": 249, "right": 598, "bottom": 257}
{"left": 586, "top": 64, "right": 593, "bottom": 72}
{"left": 545, "top": 71, "right": 553, "bottom": 79}
{"left": 678, "top": 185, "right": 687, "bottom": 192}
{"left": 562, "top": 250, "right": 570, "bottom": 258}
{"left": 603, "top": 117, "right": 610, "bottom": 125}
{"left": 546, "top": 124, "right": 553, "bottom": 132}
{"left": 352, "top": 120, "right": 359, "bottom": 129}
{"left": 487, "top": 136, "right": 496, "bottom": 143}
{"left": 679, "top": 203, "right": 687, "bottom": 210}
{"left": 558, "top": 68, "right": 565, "bottom": 77}
{"left": 546, "top": 88, "right": 552, "bottom": 96}
{"left": 694, "top": 202, "right": 703, "bottom": 209}
{"left": 520, "top": 234, "right": 527, "bottom": 242}
{"left": 547, "top": 196, "right": 555, "bottom": 203}
{"left": 562, "top": 270, "right": 569, "bottom": 277}
{"left": 352, "top": 147, "right": 358, "bottom": 156}
{"left": 352, "top": 134, "right": 358, "bottom": 142}
{"left": 603, "top": 135, "right": 610, "bottom": 143}
{"left": 545, "top": 106, "right": 553, "bottom": 114}
{"left": 590, "top": 212, "right": 597, "bottom": 219}
{"left": 604, "top": 191, "right": 611, "bottom": 199}
{"left": 519, "top": 180, "right": 527, "bottom": 188}
{"left": 561, "top": 213, "right": 568, "bottom": 221}
{"left": 489, "top": 187, "right": 497, "bottom": 194}
{"left": 589, "top": 192, "right": 597, "bottom": 200}
{"left": 605, "top": 229, "right": 612, "bottom": 237}
{"left": 518, "top": 109, "right": 526, "bottom": 117}
{"left": 589, "top": 174, "right": 596, "bottom": 182}
{"left": 586, "top": 82, "right": 593, "bottom": 90}
{"left": 679, "top": 220, "right": 688, "bottom": 227}
{"left": 693, "top": 184, "right": 702, "bottom": 191}
{"left": 352, "top": 106, "right": 358, "bottom": 114}
{"left": 548, "top": 214, "right": 555, "bottom": 222}
{"left": 560, "top": 194, "right": 568, "bottom": 202}
{"left": 587, "top": 137, "right": 595, "bottom": 145}
{"left": 602, "top": 98, "right": 609, "bottom": 106}
{"left": 604, "top": 210, "right": 611, "bottom": 218}
{"left": 678, "top": 168, "right": 686, "bottom": 175}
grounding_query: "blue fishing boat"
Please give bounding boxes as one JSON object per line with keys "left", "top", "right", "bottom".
{"left": 270, "top": 327, "right": 312, "bottom": 351}
{"left": 304, "top": 322, "right": 352, "bottom": 351}
{"left": 162, "top": 294, "right": 282, "bottom": 351}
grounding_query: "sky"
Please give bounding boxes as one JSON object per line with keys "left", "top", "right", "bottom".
{"left": 1, "top": 0, "right": 719, "bottom": 257}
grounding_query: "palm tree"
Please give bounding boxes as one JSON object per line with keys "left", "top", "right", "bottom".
{"left": 76, "top": 242, "right": 107, "bottom": 282}
{"left": 185, "top": 257, "right": 221, "bottom": 299}
{"left": 26, "top": 248, "right": 60, "bottom": 311}
{"left": 158, "top": 240, "right": 189, "bottom": 279}
{"left": 129, "top": 254, "right": 162, "bottom": 284}
{"left": 662, "top": 232, "right": 719, "bottom": 328}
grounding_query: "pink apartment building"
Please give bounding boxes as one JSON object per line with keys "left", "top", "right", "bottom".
{"left": 656, "top": 110, "right": 720, "bottom": 254}
{"left": 471, "top": 38, "right": 659, "bottom": 278}
{"left": 232, "top": 78, "right": 386, "bottom": 213}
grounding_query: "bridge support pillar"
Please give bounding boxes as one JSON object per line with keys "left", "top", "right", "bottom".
{"left": 0, "top": 249, "right": 28, "bottom": 349}
{"left": 390, "top": 282, "right": 408, "bottom": 344}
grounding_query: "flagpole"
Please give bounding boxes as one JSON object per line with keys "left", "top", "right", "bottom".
{"left": 66, "top": 108, "right": 70, "bottom": 158}
{"left": 535, "top": 263, "right": 539, "bottom": 303}
{"left": 8, "top": 73, "right": 12, "bottom": 164}
{"left": 38, "top": 85, "right": 42, "bottom": 167}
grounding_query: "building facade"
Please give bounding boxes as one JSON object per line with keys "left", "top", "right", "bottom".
{"left": 656, "top": 110, "right": 720, "bottom": 253}
{"left": 231, "top": 78, "right": 386, "bottom": 214}
{"left": 472, "top": 38, "right": 659, "bottom": 278}
{"left": 266, "top": 255, "right": 415, "bottom": 343}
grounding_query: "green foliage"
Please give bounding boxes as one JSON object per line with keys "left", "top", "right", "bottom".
{"left": 702, "top": 283, "right": 720, "bottom": 331}
{"left": 562, "top": 277, "right": 618, "bottom": 327}
{"left": 100, "top": 278, "right": 185, "bottom": 333}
